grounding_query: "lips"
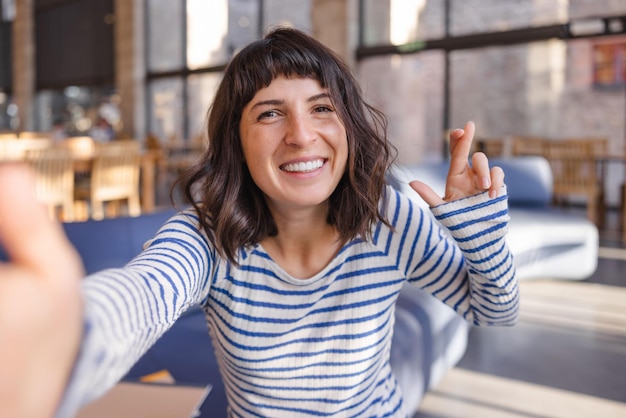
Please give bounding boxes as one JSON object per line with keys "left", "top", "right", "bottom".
{"left": 280, "top": 159, "right": 325, "bottom": 173}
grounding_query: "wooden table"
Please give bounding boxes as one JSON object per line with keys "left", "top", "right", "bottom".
{"left": 72, "top": 149, "right": 158, "bottom": 214}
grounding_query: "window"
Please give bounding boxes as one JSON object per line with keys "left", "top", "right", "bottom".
{"left": 146, "top": 0, "right": 313, "bottom": 143}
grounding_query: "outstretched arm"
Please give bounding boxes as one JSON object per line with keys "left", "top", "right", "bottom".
{"left": 410, "top": 121, "right": 505, "bottom": 205}
{"left": 0, "top": 164, "right": 84, "bottom": 418}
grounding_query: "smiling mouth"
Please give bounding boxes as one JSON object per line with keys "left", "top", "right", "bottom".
{"left": 280, "top": 159, "right": 325, "bottom": 173}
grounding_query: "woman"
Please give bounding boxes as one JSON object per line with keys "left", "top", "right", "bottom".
{"left": 0, "top": 27, "right": 518, "bottom": 417}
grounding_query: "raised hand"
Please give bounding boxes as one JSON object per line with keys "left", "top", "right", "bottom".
{"left": 0, "top": 164, "right": 84, "bottom": 418}
{"left": 410, "top": 121, "right": 504, "bottom": 207}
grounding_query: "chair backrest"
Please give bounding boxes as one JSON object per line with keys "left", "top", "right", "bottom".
{"left": 541, "top": 139, "right": 599, "bottom": 196}
{"left": 472, "top": 137, "right": 506, "bottom": 157}
{"left": 19, "top": 131, "right": 52, "bottom": 139}
{"left": 0, "top": 138, "right": 52, "bottom": 161}
{"left": 90, "top": 141, "right": 141, "bottom": 201}
{"left": 0, "top": 132, "right": 18, "bottom": 140}
{"left": 511, "top": 136, "right": 545, "bottom": 156}
{"left": 23, "top": 146, "right": 75, "bottom": 221}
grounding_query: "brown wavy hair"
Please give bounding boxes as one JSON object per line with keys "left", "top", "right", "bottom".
{"left": 177, "top": 26, "right": 396, "bottom": 264}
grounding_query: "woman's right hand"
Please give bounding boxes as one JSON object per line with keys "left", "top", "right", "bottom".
{"left": 0, "top": 164, "right": 84, "bottom": 418}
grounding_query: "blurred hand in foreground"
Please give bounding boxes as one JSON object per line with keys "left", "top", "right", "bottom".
{"left": 0, "top": 163, "right": 84, "bottom": 418}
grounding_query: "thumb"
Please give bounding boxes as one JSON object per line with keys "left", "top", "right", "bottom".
{"left": 409, "top": 180, "right": 445, "bottom": 208}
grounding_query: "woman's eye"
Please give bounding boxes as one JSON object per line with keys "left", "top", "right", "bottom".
{"left": 314, "top": 105, "right": 333, "bottom": 113}
{"left": 258, "top": 110, "right": 278, "bottom": 120}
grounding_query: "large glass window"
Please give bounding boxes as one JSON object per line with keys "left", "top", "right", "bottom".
{"left": 146, "top": 0, "right": 184, "bottom": 72}
{"left": 360, "top": 0, "right": 444, "bottom": 46}
{"left": 148, "top": 77, "right": 184, "bottom": 143}
{"left": 187, "top": 72, "right": 222, "bottom": 138}
{"left": 145, "top": 0, "right": 315, "bottom": 143}
{"left": 263, "top": 0, "right": 311, "bottom": 32}
{"left": 0, "top": 4, "right": 11, "bottom": 91}
{"left": 1, "top": 1, "right": 14, "bottom": 131}
{"left": 187, "top": 0, "right": 229, "bottom": 69}
{"left": 360, "top": 0, "right": 626, "bottom": 46}
{"left": 28, "top": 0, "right": 116, "bottom": 135}
{"left": 33, "top": 86, "right": 119, "bottom": 138}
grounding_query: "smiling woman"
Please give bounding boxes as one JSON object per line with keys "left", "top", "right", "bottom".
{"left": 0, "top": 27, "right": 518, "bottom": 418}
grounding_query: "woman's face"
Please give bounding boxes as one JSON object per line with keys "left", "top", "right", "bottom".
{"left": 239, "top": 76, "right": 348, "bottom": 214}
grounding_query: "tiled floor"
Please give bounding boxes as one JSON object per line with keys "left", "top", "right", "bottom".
{"left": 413, "top": 208, "right": 626, "bottom": 418}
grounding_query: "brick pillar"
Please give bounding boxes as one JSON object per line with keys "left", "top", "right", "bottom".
{"left": 114, "top": 0, "right": 145, "bottom": 141}
{"left": 12, "top": 0, "right": 35, "bottom": 131}
{"left": 311, "top": 0, "right": 358, "bottom": 70}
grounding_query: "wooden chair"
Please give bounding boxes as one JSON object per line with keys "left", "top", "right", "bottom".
{"left": 75, "top": 140, "right": 142, "bottom": 220}
{"left": 542, "top": 139, "right": 605, "bottom": 226}
{"left": 472, "top": 137, "right": 506, "bottom": 157}
{"left": 511, "top": 136, "right": 545, "bottom": 156}
{"left": 24, "top": 146, "right": 75, "bottom": 222}
{"left": 146, "top": 133, "right": 204, "bottom": 204}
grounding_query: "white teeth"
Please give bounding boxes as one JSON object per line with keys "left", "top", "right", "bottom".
{"left": 282, "top": 159, "right": 324, "bottom": 173}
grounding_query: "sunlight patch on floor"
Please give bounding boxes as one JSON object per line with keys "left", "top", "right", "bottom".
{"left": 598, "top": 246, "right": 626, "bottom": 261}
{"left": 518, "top": 279, "right": 626, "bottom": 337}
{"left": 418, "top": 368, "right": 626, "bottom": 418}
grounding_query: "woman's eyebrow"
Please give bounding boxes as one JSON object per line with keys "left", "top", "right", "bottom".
{"left": 250, "top": 99, "right": 283, "bottom": 110}
{"left": 308, "top": 93, "right": 331, "bottom": 102}
{"left": 249, "top": 93, "right": 331, "bottom": 111}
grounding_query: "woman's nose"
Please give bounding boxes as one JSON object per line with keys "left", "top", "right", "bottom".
{"left": 284, "top": 114, "right": 317, "bottom": 146}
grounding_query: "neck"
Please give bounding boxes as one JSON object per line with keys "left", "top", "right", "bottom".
{"left": 261, "top": 206, "right": 343, "bottom": 279}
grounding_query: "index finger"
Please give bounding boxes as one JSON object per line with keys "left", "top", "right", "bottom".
{"left": 448, "top": 121, "right": 475, "bottom": 175}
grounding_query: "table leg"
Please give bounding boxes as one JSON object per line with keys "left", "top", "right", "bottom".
{"left": 141, "top": 154, "right": 156, "bottom": 213}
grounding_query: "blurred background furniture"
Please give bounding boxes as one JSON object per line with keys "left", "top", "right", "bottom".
{"left": 146, "top": 133, "right": 205, "bottom": 205}
{"left": 511, "top": 136, "right": 545, "bottom": 156}
{"left": 472, "top": 137, "right": 507, "bottom": 157}
{"left": 542, "top": 138, "right": 607, "bottom": 227}
{"left": 23, "top": 146, "right": 76, "bottom": 221}
{"left": 0, "top": 132, "right": 18, "bottom": 140}
{"left": 18, "top": 131, "right": 53, "bottom": 139}
{"left": 61, "top": 136, "right": 97, "bottom": 167}
{"left": 0, "top": 137, "right": 52, "bottom": 161}
{"left": 74, "top": 140, "right": 142, "bottom": 220}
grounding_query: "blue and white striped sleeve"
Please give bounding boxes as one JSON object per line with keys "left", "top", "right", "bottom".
{"left": 407, "top": 187, "right": 519, "bottom": 327}
{"left": 55, "top": 211, "right": 214, "bottom": 418}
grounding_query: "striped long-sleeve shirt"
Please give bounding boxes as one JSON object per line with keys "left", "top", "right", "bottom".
{"left": 59, "top": 185, "right": 518, "bottom": 418}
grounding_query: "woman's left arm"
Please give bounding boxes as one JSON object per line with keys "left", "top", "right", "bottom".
{"left": 408, "top": 121, "right": 519, "bottom": 326}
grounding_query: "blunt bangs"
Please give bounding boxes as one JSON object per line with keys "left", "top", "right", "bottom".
{"left": 230, "top": 31, "right": 339, "bottom": 111}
